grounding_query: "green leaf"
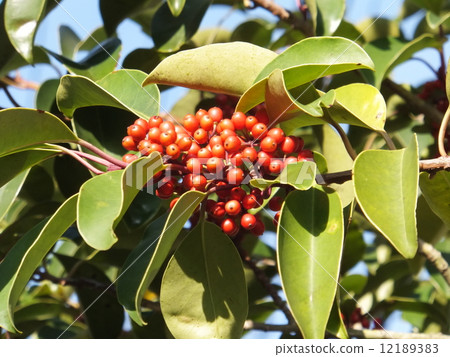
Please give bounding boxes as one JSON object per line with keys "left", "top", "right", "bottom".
{"left": 0, "top": 2, "right": 17, "bottom": 73}
{"left": 0, "top": 149, "right": 57, "bottom": 188}
{"left": 231, "top": 19, "right": 274, "bottom": 47}
{"left": 45, "top": 38, "right": 121, "bottom": 81}
{"left": 59, "top": 25, "right": 80, "bottom": 59}
{"left": 0, "top": 170, "right": 29, "bottom": 222}
{"left": 151, "top": 0, "right": 211, "bottom": 52}
{"left": 305, "top": 0, "right": 345, "bottom": 36}
{"left": 419, "top": 171, "right": 450, "bottom": 227}
{"left": 77, "top": 154, "right": 165, "bottom": 250}
{"left": 0, "top": 46, "right": 50, "bottom": 77}
{"left": 353, "top": 136, "right": 419, "bottom": 258}
{"left": 315, "top": 124, "right": 355, "bottom": 207}
{"left": 0, "top": 108, "right": 78, "bottom": 156}
{"left": 426, "top": 11, "right": 450, "bottom": 30}
{"left": 363, "top": 34, "right": 442, "bottom": 88}
{"left": 167, "top": 0, "right": 186, "bottom": 17}
{"left": 57, "top": 70, "right": 160, "bottom": 119}
{"left": 117, "top": 190, "right": 206, "bottom": 325}
{"left": 0, "top": 195, "right": 77, "bottom": 333}
{"left": 356, "top": 18, "right": 400, "bottom": 43}
{"left": 278, "top": 187, "right": 344, "bottom": 339}
{"left": 250, "top": 161, "right": 316, "bottom": 191}
{"left": 35, "top": 79, "right": 59, "bottom": 112}
{"left": 160, "top": 221, "right": 247, "bottom": 338}
{"left": 326, "top": 83, "right": 386, "bottom": 131}
{"left": 409, "top": 0, "right": 444, "bottom": 14}
{"left": 143, "top": 42, "right": 277, "bottom": 96}
{"left": 326, "top": 298, "right": 348, "bottom": 339}
{"left": 123, "top": 48, "right": 170, "bottom": 74}
{"left": 237, "top": 37, "right": 374, "bottom": 113}
{"left": 4, "top": 0, "right": 47, "bottom": 63}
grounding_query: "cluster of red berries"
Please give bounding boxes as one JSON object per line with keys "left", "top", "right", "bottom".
{"left": 343, "top": 308, "right": 383, "bottom": 330}
{"left": 418, "top": 79, "right": 449, "bottom": 113}
{"left": 121, "top": 106, "right": 313, "bottom": 236}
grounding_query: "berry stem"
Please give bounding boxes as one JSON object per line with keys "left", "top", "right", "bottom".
{"left": 73, "top": 150, "right": 117, "bottom": 167}
{"left": 438, "top": 106, "right": 450, "bottom": 157}
{"left": 48, "top": 144, "right": 104, "bottom": 175}
{"left": 76, "top": 139, "right": 127, "bottom": 169}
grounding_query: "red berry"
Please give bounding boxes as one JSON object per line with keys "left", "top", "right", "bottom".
{"left": 197, "top": 148, "right": 212, "bottom": 159}
{"left": 200, "top": 114, "right": 214, "bottom": 131}
{"left": 224, "top": 135, "right": 242, "bottom": 153}
{"left": 268, "top": 196, "right": 283, "bottom": 211}
{"left": 160, "top": 131, "right": 176, "bottom": 146}
{"left": 241, "top": 147, "right": 258, "bottom": 163}
{"left": 137, "top": 139, "right": 152, "bottom": 155}
{"left": 159, "top": 121, "right": 175, "bottom": 133}
{"left": 182, "top": 174, "right": 194, "bottom": 189}
{"left": 194, "top": 128, "right": 208, "bottom": 144}
{"left": 225, "top": 199, "right": 241, "bottom": 216}
{"left": 273, "top": 211, "right": 280, "bottom": 226}
{"left": 122, "top": 153, "right": 138, "bottom": 163}
{"left": 188, "top": 141, "right": 201, "bottom": 155}
{"left": 215, "top": 181, "right": 230, "bottom": 199}
{"left": 169, "top": 197, "right": 179, "bottom": 209}
{"left": 229, "top": 187, "right": 246, "bottom": 201}
{"left": 227, "top": 168, "right": 245, "bottom": 185}
{"left": 210, "top": 202, "right": 226, "bottom": 219}
{"left": 241, "top": 213, "right": 257, "bottom": 230}
{"left": 134, "top": 118, "right": 149, "bottom": 132}
{"left": 220, "top": 129, "right": 236, "bottom": 141}
{"left": 297, "top": 149, "right": 314, "bottom": 161}
{"left": 147, "top": 127, "right": 161, "bottom": 142}
{"left": 177, "top": 136, "right": 192, "bottom": 151}
{"left": 221, "top": 218, "right": 237, "bottom": 235}
{"left": 186, "top": 158, "right": 203, "bottom": 174}
{"left": 231, "top": 112, "right": 246, "bottom": 130}
{"left": 191, "top": 174, "right": 207, "bottom": 191}
{"left": 211, "top": 144, "right": 226, "bottom": 158}
{"left": 251, "top": 123, "right": 267, "bottom": 140}
{"left": 208, "top": 107, "right": 223, "bottom": 122}
{"left": 284, "top": 156, "right": 298, "bottom": 166}
{"left": 267, "top": 128, "right": 285, "bottom": 144}
{"left": 250, "top": 218, "right": 265, "bottom": 236}
{"left": 183, "top": 114, "right": 200, "bottom": 132}
{"left": 148, "top": 115, "right": 163, "bottom": 128}
{"left": 242, "top": 194, "right": 258, "bottom": 210}
{"left": 122, "top": 136, "right": 138, "bottom": 151}
{"left": 166, "top": 143, "right": 180, "bottom": 159}
{"left": 206, "top": 157, "right": 225, "bottom": 174}
{"left": 257, "top": 151, "right": 273, "bottom": 169}
{"left": 196, "top": 109, "right": 208, "bottom": 120}
{"left": 269, "top": 159, "right": 284, "bottom": 174}
{"left": 127, "top": 124, "right": 147, "bottom": 141}
{"left": 245, "top": 116, "right": 259, "bottom": 131}
{"left": 209, "top": 135, "right": 223, "bottom": 147}
{"left": 260, "top": 136, "right": 277, "bottom": 153}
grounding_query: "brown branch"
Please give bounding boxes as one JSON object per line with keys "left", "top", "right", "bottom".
{"left": 236, "top": 244, "right": 297, "bottom": 327}
{"left": 249, "top": 0, "right": 313, "bottom": 36}
{"left": 418, "top": 239, "right": 450, "bottom": 286}
{"left": 1, "top": 74, "right": 40, "bottom": 91}
{"left": 382, "top": 78, "right": 443, "bottom": 124}
{"left": 244, "top": 320, "right": 298, "bottom": 332}
{"left": 0, "top": 83, "right": 21, "bottom": 107}
{"left": 419, "top": 156, "right": 450, "bottom": 171}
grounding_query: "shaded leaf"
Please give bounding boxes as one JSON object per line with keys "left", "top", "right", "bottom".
{"left": 57, "top": 70, "right": 160, "bottom": 119}
{"left": 0, "top": 108, "right": 78, "bottom": 156}
{"left": 231, "top": 19, "right": 274, "bottom": 47}
{"left": 278, "top": 187, "right": 344, "bottom": 338}
{"left": 59, "top": 25, "right": 80, "bottom": 59}
{"left": 123, "top": 48, "right": 170, "bottom": 74}
{"left": 326, "top": 298, "right": 348, "bottom": 339}
{"left": 117, "top": 190, "right": 206, "bottom": 325}
{"left": 143, "top": 42, "right": 277, "bottom": 96}
{"left": 0, "top": 170, "right": 29, "bottom": 222}
{"left": 250, "top": 161, "right": 316, "bottom": 191}
{"left": 305, "top": 0, "right": 345, "bottom": 36}
{"left": 151, "top": 0, "right": 211, "bottom": 52}
{"left": 353, "top": 136, "right": 419, "bottom": 258}
{"left": 0, "top": 46, "right": 50, "bottom": 77}
{"left": 77, "top": 154, "right": 165, "bottom": 250}
{"left": 237, "top": 37, "right": 374, "bottom": 113}
{"left": 419, "top": 171, "right": 450, "bottom": 227}
{"left": 0, "top": 195, "right": 77, "bottom": 332}
{"left": 4, "top": 0, "right": 47, "bottom": 62}
{"left": 35, "top": 79, "right": 59, "bottom": 112}
{"left": 363, "top": 34, "right": 442, "bottom": 88}
{"left": 160, "top": 221, "right": 247, "bottom": 338}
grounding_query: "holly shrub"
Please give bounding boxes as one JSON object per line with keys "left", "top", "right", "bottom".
{"left": 0, "top": 0, "right": 449, "bottom": 339}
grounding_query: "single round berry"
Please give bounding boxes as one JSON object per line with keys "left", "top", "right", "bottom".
{"left": 241, "top": 213, "right": 257, "bottom": 230}
{"left": 186, "top": 158, "right": 203, "bottom": 174}
{"left": 166, "top": 143, "right": 180, "bottom": 159}
{"left": 208, "top": 107, "right": 223, "bottom": 122}
{"left": 241, "top": 147, "right": 258, "bottom": 163}
{"left": 242, "top": 194, "right": 258, "bottom": 210}
{"left": 284, "top": 156, "right": 298, "bottom": 166}
{"left": 251, "top": 123, "right": 267, "bottom": 140}
{"left": 245, "top": 116, "right": 259, "bottom": 131}
{"left": 122, "top": 136, "right": 138, "bottom": 151}
{"left": 160, "top": 131, "right": 176, "bottom": 146}
{"left": 215, "top": 181, "right": 230, "bottom": 199}
{"left": 191, "top": 174, "right": 207, "bottom": 191}
{"left": 210, "top": 202, "right": 226, "bottom": 219}
{"left": 280, "top": 136, "right": 299, "bottom": 154}
{"left": 257, "top": 151, "right": 273, "bottom": 169}
{"left": 127, "top": 124, "right": 147, "bottom": 141}
{"left": 269, "top": 159, "right": 284, "bottom": 174}
{"left": 211, "top": 144, "right": 226, "bottom": 158}
{"left": 177, "top": 136, "right": 192, "bottom": 151}
{"left": 148, "top": 115, "right": 163, "bottom": 128}
{"left": 230, "top": 152, "right": 244, "bottom": 167}
{"left": 260, "top": 136, "right": 277, "bottom": 153}
{"left": 297, "top": 149, "right": 314, "bottom": 161}
{"left": 182, "top": 174, "right": 194, "bottom": 189}
{"left": 227, "top": 167, "right": 245, "bottom": 185}
{"left": 250, "top": 218, "right": 265, "bottom": 236}
{"left": 196, "top": 109, "right": 208, "bottom": 120}
{"left": 137, "top": 139, "right": 152, "bottom": 155}
{"left": 220, "top": 129, "right": 236, "bottom": 141}
{"left": 225, "top": 199, "right": 241, "bottom": 216}
{"left": 188, "top": 142, "right": 201, "bottom": 155}
{"left": 122, "top": 153, "right": 138, "bottom": 163}
{"left": 206, "top": 157, "right": 225, "bottom": 174}
{"left": 156, "top": 179, "right": 175, "bottom": 199}
{"left": 147, "top": 127, "right": 161, "bottom": 142}
{"left": 183, "top": 114, "right": 200, "bottom": 132}
{"left": 224, "top": 135, "right": 242, "bottom": 153}
{"left": 194, "top": 128, "right": 208, "bottom": 144}
{"left": 221, "top": 218, "right": 237, "bottom": 235}
{"left": 197, "top": 147, "right": 212, "bottom": 159}
{"left": 217, "top": 119, "right": 235, "bottom": 133}
{"left": 268, "top": 196, "right": 283, "bottom": 211}
{"left": 134, "top": 118, "right": 149, "bottom": 132}
{"left": 200, "top": 115, "right": 214, "bottom": 131}
{"left": 229, "top": 186, "right": 246, "bottom": 201}
{"left": 231, "top": 112, "right": 246, "bottom": 130}
{"left": 149, "top": 142, "right": 163, "bottom": 154}
{"left": 267, "top": 128, "right": 285, "bottom": 144}
{"left": 209, "top": 135, "right": 223, "bottom": 147}
{"left": 159, "top": 121, "right": 175, "bottom": 133}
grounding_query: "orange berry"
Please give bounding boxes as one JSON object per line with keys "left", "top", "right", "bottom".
{"left": 251, "top": 123, "right": 267, "bottom": 140}
{"left": 260, "top": 136, "right": 277, "bottom": 153}
{"left": 197, "top": 148, "right": 212, "bottom": 159}
{"left": 245, "top": 115, "right": 259, "bottom": 131}
{"left": 225, "top": 199, "right": 241, "bottom": 216}
{"left": 211, "top": 144, "right": 226, "bottom": 158}
{"left": 148, "top": 115, "right": 163, "bottom": 128}
{"left": 224, "top": 135, "right": 242, "bottom": 153}
{"left": 227, "top": 167, "right": 245, "bottom": 185}
{"left": 231, "top": 112, "right": 246, "bottom": 130}
{"left": 177, "top": 136, "right": 192, "bottom": 151}
{"left": 194, "top": 128, "right": 208, "bottom": 144}
{"left": 200, "top": 114, "right": 214, "bottom": 131}
{"left": 186, "top": 158, "right": 203, "bottom": 174}
{"left": 122, "top": 153, "right": 138, "bottom": 163}
{"left": 134, "top": 118, "right": 149, "bottom": 132}
{"left": 196, "top": 108, "right": 208, "bottom": 120}
{"left": 241, "top": 147, "right": 258, "bottom": 163}
{"left": 269, "top": 159, "right": 284, "bottom": 174}
{"left": 127, "top": 124, "right": 147, "bottom": 141}
{"left": 267, "top": 128, "right": 285, "bottom": 144}
{"left": 166, "top": 143, "right": 180, "bottom": 159}
{"left": 147, "top": 127, "right": 161, "bottom": 142}
{"left": 208, "top": 107, "right": 223, "bottom": 122}
{"left": 159, "top": 121, "right": 175, "bottom": 133}
{"left": 122, "top": 136, "right": 138, "bottom": 151}
{"left": 206, "top": 157, "right": 225, "bottom": 174}
{"left": 183, "top": 114, "right": 200, "bottom": 132}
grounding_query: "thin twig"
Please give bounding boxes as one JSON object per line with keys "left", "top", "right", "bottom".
{"left": 0, "top": 74, "right": 40, "bottom": 90}
{"left": 52, "top": 145, "right": 105, "bottom": 175}
{"left": 0, "top": 84, "right": 21, "bottom": 107}
{"left": 76, "top": 139, "right": 127, "bottom": 169}
{"left": 418, "top": 239, "right": 450, "bottom": 286}
{"left": 382, "top": 78, "right": 443, "bottom": 124}
{"left": 379, "top": 130, "right": 397, "bottom": 150}
{"left": 438, "top": 106, "right": 449, "bottom": 157}
{"left": 419, "top": 156, "right": 450, "bottom": 171}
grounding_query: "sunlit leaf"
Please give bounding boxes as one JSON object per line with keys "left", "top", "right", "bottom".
{"left": 305, "top": 0, "right": 345, "bottom": 36}
{"left": 419, "top": 171, "right": 450, "bottom": 227}
{"left": 167, "top": 0, "right": 186, "bottom": 17}
{"left": 160, "top": 221, "right": 247, "bottom": 338}
{"left": 0, "top": 170, "right": 29, "bottom": 222}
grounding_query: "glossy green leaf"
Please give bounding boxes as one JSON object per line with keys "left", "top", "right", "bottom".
{"left": 250, "top": 161, "right": 316, "bottom": 191}
{"left": 0, "top": 195, "right": 77, "bottom": 333}
{"left": 0, "top": 2, "right": 17, "bottom": 73}
{"left": 167, "top": 0, "right": 186, "bottom": 17}
{"left": 152, "top": 0, "right": 211, "bottom": 52}
{"left": 57, "top": 70, "right": 160, "bottom": 119}
{"left": 0, "top": 149, "right": 57, "bottom": 188}
{"left": 45, "top": 38, "right": 121, "bottom": 81}
{"left": 77, "top": 154, "right": 165, "bottom": 250}
{"left": 237, "top": 37, "right": 374, "bottom": 113}
{"left": 278, "top": 187, "right": 344, "bottom": 339}
{"left": 4, "top": 0, "right": 47, "bottom": 63}
{"left": 316, "top": 124, "right": 355, "bottom": 207}
{"left": 354, "top": 136, "right": 419, "bottom": 258}
{"left": 123, "top": 48, "right": 170, "bottom": 74}
{"left": 161, "top": 221, "right": 247, "bottom": 338}
{"left": 59, "top": 25, "right": 80, "bottom": 59}
{"left": 143, "top": 42, "right": 277, "bottom": 96}
{"left": 0, "top": 170, "right": 29, "bottom": 222}
{"left": 326, "top": 298, "right": 348, "bottom": 339}
{"left": 231, "top": 19, "right": 274, "bottom": 47}
{"left": 333, "top": 20, "right": 363, "bottom": 44}
{"left": 117, "top": 190, "right": 206, "bottom": 325}
{"left": 326, "top": 83, "right": 386, "bottom": 131}
{"left": 0, "top": 108, "right": 78, "bottom": 156}
{"left": 363, "top": 34, "right": 442, "bottom": 88}
{"left": 35, "top": 79, "right": 59, "bottom": 112}
{"left": 419, "top": 171, "right": 450, "bottom": 227}
{"left": 305, "top": 0, "right": 345, "bottom": 36}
